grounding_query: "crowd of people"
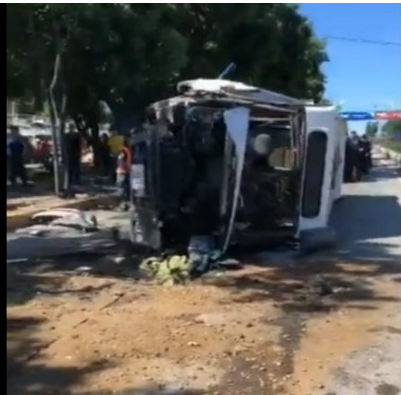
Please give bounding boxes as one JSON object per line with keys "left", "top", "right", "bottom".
{"left": 7, "top": 123, "right": 372, "bottom": 212}
{"left": 343, "top": 131, "right": 372, "bottom": 183}
{"left": 7, "top": 123, "right": 132, "bottom": 210}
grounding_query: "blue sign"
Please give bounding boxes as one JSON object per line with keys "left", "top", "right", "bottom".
{"left": 340, "top": 111, "right": 375, "bottom": 121}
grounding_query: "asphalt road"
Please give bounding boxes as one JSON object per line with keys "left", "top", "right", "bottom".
{"left": 320, "top": 153, "right": 401, "bottom": 395}
{"left": 332, "top": 154, "right": 401, "bottom": 259}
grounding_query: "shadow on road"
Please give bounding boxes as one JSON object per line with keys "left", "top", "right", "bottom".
{"left": 331, "top": 194, "right": 401, "bottom": 246}
{"left": 201, "top": 158, "right": 401, "bottom": 381}
{"left": 6, "top": 242, "right": 149, "bottom": 308}
{"left": 7, "top": 314, "right": 203, "bottom": 395}
{"left": 7, "top": 268, "right": 115, "bottom": 307}
{"left": 7, "top": 314, "right": 112, "bottom": 394}
{"left": 360, "top": 162, "right": 401, "bottom": 183}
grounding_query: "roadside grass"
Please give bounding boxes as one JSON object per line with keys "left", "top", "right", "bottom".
{"left": 382, "top": 140, "right": 401, "bottom": 153}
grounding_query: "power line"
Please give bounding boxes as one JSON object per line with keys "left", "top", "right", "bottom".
{"left": 325, "top": 35, "right": 401, "bottom": 47}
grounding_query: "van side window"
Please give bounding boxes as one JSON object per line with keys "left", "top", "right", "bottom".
{"left": 302, "top": 130, "right": 327, "bottom": 218}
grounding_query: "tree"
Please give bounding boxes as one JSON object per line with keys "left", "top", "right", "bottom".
{"left": 7, "top": 4, "right": 328, "bottom": 132}
{"left": 366, "top": 122, "right": 379, "bottom": 139}
{"left": 172, "top": 4, "right": 328, "bottom": 101}
{"left": 7, "top": 5, "right": 188, "bottom": 130}
{"left": 7, "top": 4, "right": 329, "bottom": 196}
{"left": 317, "top": 98, "right": 333, "bottom": 105}
{"left": 382, "top": 120, "right": 401, "bottom": 141}
{"left": 7, "top": 4, "right": 189, "bottom": 184}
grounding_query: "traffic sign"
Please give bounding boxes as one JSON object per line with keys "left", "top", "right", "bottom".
{"left": 375, "top": 111, "right": 401, "bottom": 121}
{"left": 339, "top": 110, "right": 401, "bottom": 121}
{"left": 340, "top": 112, "right": 375, "bottom": 121}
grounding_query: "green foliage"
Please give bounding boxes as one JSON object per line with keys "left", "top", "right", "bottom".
{"left": 365, "top": 122, "right": 379, "bottom": 138}
{"left": 7, "top": 4, "right": 328, "bottom": 129}
{"left": 381, "top": 120, "right": 401, "bottom": 153}
{"left": 318, "top": 98, "right": 333, "bottom": 105}
{"left": 140, "top": 255, "right": 192, "bottom": 285}
{"left": 382, "top": 120, "right": 401, "bottom": 140}
{"left": 172, "top": 4, "right": 328, "bottom": 100}
{"left": 382, "top": 141, "right": 401, "bottom": 153}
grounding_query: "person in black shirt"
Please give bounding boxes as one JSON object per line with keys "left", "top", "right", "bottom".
{"left": 360, "top": 134, "right": 372, "bottom": 173}
{"left": 8, "top": 126, "right": 27, "bottom": 186}
{"left": 344, "top": 132, "right": 361, "bottom": 182}
{"left": 98, "top": 133, "right": 111, "bottom": 177}
{"left": 65, "top": 124, "right": 82, "bottom": 185}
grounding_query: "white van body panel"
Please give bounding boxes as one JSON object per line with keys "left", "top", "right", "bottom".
{"left": 298, "top": 106, "right": 347, "bottom": 233}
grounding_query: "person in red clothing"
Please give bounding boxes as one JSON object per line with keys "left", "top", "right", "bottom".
{"left": 116, "top": 139, "right": 132, "bottom": 211}
{"left": 38, "top": 137, "right": 51, "bottom": 159}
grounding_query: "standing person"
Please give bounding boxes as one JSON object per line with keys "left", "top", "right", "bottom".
{"left": 350, "top": 131, "right": 363, "bottom": 181}
{"left": 39, "top": 137, "right": 53, "bottom": 173}
{"left": 343, "top": 137, "right": 353, "bottom": 183}
{"left": 115, "top": 138, "right": 132, "bottom": 211}
{"left": 65, "top": 123, "right": 82, "bottom": 185}
{"left": 108, "top": 131, "right": 125, "bottom": 182}
{"left": 8, "top": 126, "right": 28, "bottom": 186}
{"left": 351, "top": 132, "right": 370, "bottom": 175}
{"left": 360, "top": 134, "right": 372, "bottom": 172}
{"left": 344, "top": 133, "right": 361, "bottom": 183}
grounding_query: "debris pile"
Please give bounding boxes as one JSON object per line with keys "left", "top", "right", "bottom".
{"left": 18, "top": 209, "right": 98, "bottom": 236}
{"left": 140, "top": 255, "right": 192, "bottom": 286}
{"left": 7, "top": 209, "right": 115, "bottom": 261}
{"left": 140, "top": 236, "right": 241, "bottom": 285}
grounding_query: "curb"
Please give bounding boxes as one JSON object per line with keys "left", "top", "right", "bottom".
{"left": 7, "top": 194, "right": 118, "bottom": 231}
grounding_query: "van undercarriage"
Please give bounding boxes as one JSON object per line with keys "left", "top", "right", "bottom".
{"left": 129, "top": 80, "right": 307, "bottom": 253}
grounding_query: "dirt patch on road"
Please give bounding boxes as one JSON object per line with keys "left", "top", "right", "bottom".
{"left": 7, "top": 253, "right": 401, "bottom": 395}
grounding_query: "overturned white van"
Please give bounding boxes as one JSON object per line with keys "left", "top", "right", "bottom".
{"left": 129, "top": 80, "right": 346, "bottom": 253}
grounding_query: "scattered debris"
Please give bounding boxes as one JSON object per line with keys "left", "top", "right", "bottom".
{"left": 31, "top": 209, "right": 98, "bottom": 232}
{"left": 216, "top": 258, "right": 242, "bottom": 270}
{"left": 8, "top": 209, "right": 115, "bottom": 261}
{"left": 309, "top": 275, "right": 334, "bottom": 296}
{"left": 113, "top": 256, "right": 126, "bottom": 265}
{"left": 140, "top": 255, "right": 192, "bottom": 285}
{"left": 140, "top": 235, "right": 241, "bottom": 285}
{"left": 188, "top": 235, "right": 215, "bottom": 273}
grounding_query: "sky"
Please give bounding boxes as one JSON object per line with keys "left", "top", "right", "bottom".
{"left": 300, "top": 3, "right": 401, "bottom": 133}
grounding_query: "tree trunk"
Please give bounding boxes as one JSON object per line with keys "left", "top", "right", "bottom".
{"left": 60, "top": 89, "right": 71, "bottom": 195}
{"left": 48, "top": 52, "right": 62, "bottom": 196}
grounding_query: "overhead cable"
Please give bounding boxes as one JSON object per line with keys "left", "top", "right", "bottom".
{"left": 325, "top": 35, "right": 401, "bottom": 47}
